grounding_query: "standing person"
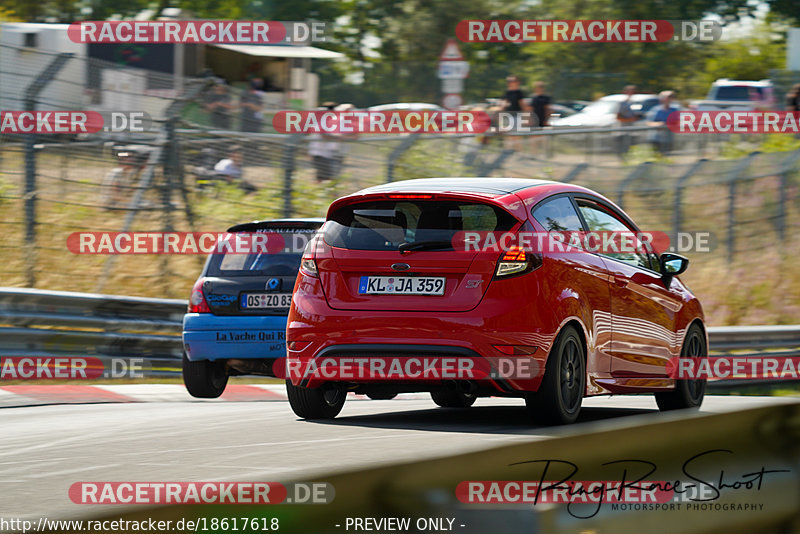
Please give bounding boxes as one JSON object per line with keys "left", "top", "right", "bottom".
{"left": 308, "top": 102, "right": 340, "bottom": 182}
{"left": 240, "top": 78, "right": 264, "bottom": 133}
{"left": 616, "top": 84, "right": 640, "bottom": 157}
{"left": 503, "top": 75, "right": 527, "bottom": 113}
{"left": 530, "top": 81, "right": 552, "bottom": 127}
{"left": 502, "top": 75, "right": 529, "bottom": 147}
{"left": 529, "top": 81, "right": 552, "bottom": 154}
{"left": 786, "top": 84, "right": 800, "bottom": 112}
{"left": 617, "top": 84, "right": 639, "bottom": 124}
{"left": 206, "top": 82, "right": 234, "bottom": 130}
{"left": 646, "top": 90, "right": 679, "bottom": 155}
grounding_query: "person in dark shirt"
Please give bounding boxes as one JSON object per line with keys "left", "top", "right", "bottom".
{"left": 530, "top": 81, "right": 552, "bottom": 127}
{"left": 503, "top": 75, "right": 529, "bottom": 148}
{"left": 206, "top": 82, "right": 233, "bottom": 130}
{"left": 786, "top": 84, "right": 800, "bottom": 112}
{"left": 503, "top": 75, "right": 526, "bottom": 112}
{"left": 240, "top": 78, "right": 264, "bottom": 133}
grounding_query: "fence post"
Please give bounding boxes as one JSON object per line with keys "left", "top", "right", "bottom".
{"left": 616, "top": 162, "right": 651, "bottom": 210}
{"left": 562, "top": 162, "right": 588, "bottom": 183}
{"left": 386, "top": 134, "right": 419, "bottom": 183}
{"left": 672, "top": 159, "right": 707, "bottom": 250}
{"left": 726, "top": 152, "right": 759, "bottom": 262}
{"left": 776, "top": 149, "right": 800, "bottom": 241}
{"left": 21, "top": 52, "right": 73, "bottom": 287}
{"left": 475, "top": 148, "right": 515, "bottom": 176}
{"left": 282, "top": 134, "right": 301, "bottom": 217}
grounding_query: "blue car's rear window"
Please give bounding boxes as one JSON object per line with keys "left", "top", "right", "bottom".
{"left": 207, "top": 228, "right": 318, "bottom": 277}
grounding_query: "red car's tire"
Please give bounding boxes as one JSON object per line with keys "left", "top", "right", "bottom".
{"left": 430, "top": 390, "right": 476, "bottom": 408}
{"left": 655, "top": 323, "right": 706, "bottom": 411}
{"left": 286, "top": 380, "right": 346, "bottom": 419}
{"left": 526, "top": 325, "right": 586, "bottom": 425}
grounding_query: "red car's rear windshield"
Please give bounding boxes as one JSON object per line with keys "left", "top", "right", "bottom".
{"left": 325, "top": 199, "right": 518, "bottom": 251}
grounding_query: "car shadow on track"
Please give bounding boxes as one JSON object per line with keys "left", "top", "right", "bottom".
{"left": 304, "top": 403, "right": 656, "bottom": 435}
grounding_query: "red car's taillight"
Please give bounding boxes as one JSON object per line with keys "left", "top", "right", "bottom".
{"left": 494, "top": 223, "right": 543, "bottom": 279}
{"left": 188, "top": 278, "right": 211, "bottom": 313}
{"left": 496, "top": 246, "right": 532, "bottom": 277}
{"left": 300, "top": 235, "right": 320, "bottom": 277}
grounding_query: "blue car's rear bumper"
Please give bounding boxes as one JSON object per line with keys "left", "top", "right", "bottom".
{"left": 182, "top": 313, "right": 287, "bottom": 361}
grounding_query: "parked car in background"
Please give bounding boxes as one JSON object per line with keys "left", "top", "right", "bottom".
{"left": 547, "top": 103, "right": 578, "bottom": 120}
{"left": 691, "top": 79, "right": 775, "bottom": 111}
{"left": 550, "top": 94, "right": 660, "bottom": 128}
{"left": 368, "top": 102, "right": 445, "bottom": 112}
{"left": 182, "top": 218, "right": 324, "bottom": 398}
{"left": 556, "top": 100, "right": 591, "bottom": 113}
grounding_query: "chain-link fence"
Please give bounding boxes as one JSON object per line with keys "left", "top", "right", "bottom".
{"left": 1, "top": 42, "right": 800, "bottom": 325}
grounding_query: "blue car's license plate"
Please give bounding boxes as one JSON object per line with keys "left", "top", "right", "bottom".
{"left": 240, "top": 293, "right": 293, "bottom": 309}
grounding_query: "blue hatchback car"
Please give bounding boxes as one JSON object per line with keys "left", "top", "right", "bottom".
{"left": 182, "top": 218, "right": 324, "bottom": 398}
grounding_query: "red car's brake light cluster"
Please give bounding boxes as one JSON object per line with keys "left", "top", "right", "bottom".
{"left": 496, "top": 246, "right": 531, "bottom": 277}
{"left": 300, "top": 235, "right": 320, "bottom": 278}
{"left": 494, "top": 223, "right": 543, "bottom": 279}
{"left": 188, "top": 278, "right": 211, "bottom": 313}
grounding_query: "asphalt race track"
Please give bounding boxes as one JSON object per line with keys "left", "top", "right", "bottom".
{"left": 0, "top": 393, "right": 795, "bottom": 520}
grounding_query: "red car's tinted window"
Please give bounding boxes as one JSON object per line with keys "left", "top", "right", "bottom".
{"left": 576, "top": 201, "right": 652, "bottom": 270}
{"left": 325, "top": 200, "right": 517, "bottom": 251}
{"left": 532, "top": 196, "right": 583, "bottom": 231}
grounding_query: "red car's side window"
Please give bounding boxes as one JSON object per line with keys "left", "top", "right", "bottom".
{"left": 575, "top": 200, "right": 652, "bottom": 271}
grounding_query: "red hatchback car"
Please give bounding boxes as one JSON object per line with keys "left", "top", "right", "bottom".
{"left": 285, "top": 178, "right": 707, "bottom": 424}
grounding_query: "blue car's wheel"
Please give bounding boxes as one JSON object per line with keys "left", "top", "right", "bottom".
{"left": 182, "top": 354, "right": 228, "bottom": 398}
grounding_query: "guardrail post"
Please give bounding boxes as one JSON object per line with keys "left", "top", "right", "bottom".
{"left": 672, "top": 159, "right": 706, "bottom": 250}
{"left": 386, "top": 134, "right": 419, "bottom": 183}
{"left": 22, "top": 52, "right": 73, "bottom": 287}
{"left": 726, "top": 152, "right": 759, "bottom": 262}
{"left": 616, "top": 161, "right": 651, "bottom": 210}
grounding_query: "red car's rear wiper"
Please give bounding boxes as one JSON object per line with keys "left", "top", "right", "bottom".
{"left": 398, "top": 240, "right": 453, "bottom": 254}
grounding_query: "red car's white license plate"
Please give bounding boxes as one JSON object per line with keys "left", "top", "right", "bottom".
{"left": 358, "top": 276, "right": 445, "bottom": 295}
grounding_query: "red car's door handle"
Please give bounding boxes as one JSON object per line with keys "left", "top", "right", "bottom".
{"left": 613, "top": 277, "right": 629, "bottom": 287}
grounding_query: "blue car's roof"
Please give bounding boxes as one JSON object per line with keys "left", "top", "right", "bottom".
{"left": 227, "top": 218, "right": 325, "bottom": 232}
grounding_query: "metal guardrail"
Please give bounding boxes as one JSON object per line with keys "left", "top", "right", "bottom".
{"left": 0, "top": 288, "right": 184, "bottom": 363}
{"left": 0, "top": 287, "right": 798, "bottom": 381}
